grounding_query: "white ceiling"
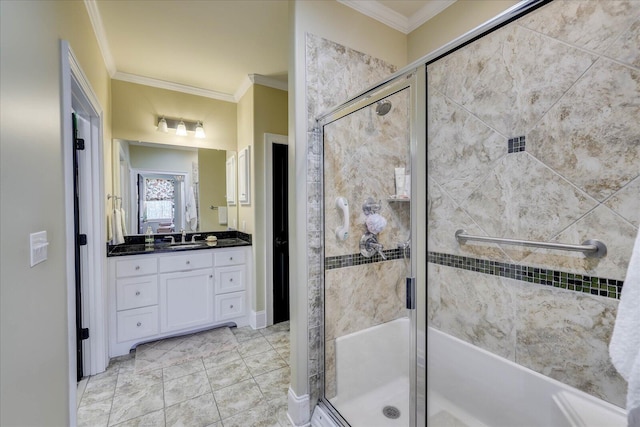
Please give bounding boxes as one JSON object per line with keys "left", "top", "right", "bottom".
{"left": 89, "top": 0, "right": 453, "bottom": 102}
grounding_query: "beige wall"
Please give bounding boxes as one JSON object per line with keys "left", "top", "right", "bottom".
{"left": 237, "top": 84, "right": 288, "bottom": 314}
{"left": 129, "top": 144, "right": 198, "bottom": 172}
{"left": 408, "top": 0, "right": 519, "bottom": 62}
{"left": 0, "top": 1, "right": 111, "bottom": 425}
{"left": 198, "top": 149, "right": 228, "bottom": 231}
{"left": 111, "top": 80, "right": 237, "bottom": 152}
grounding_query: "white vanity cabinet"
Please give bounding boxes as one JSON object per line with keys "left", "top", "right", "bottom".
{"left": 108, "top": 246, "right": 252, "bottom": 357}
{"left": 159, "top": 252, "right": 214, "bottom": 333}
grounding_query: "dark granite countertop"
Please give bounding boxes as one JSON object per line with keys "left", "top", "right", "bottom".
{"left": 107, "top": 231, "right": 252, "bottom": 257}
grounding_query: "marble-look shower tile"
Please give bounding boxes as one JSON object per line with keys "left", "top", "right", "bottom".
{"left": 308, "top": 278, "right": 323, "bottom": 329}
{"left": 206, "top": 359, "right": 251, "bottom": 391}
{"left": 513, "top": 280, "right": 625, "bottom": 407}
{"left": 428, "top": 24, "right": 596, "bottom": 136}
{"left": 113, "top": 409, "right": 165, "bottom": 427}
{"left": 518, "top": 0, "right": 640, "bottom": 55}
{"left": 213, "top": 378, "right": 265, "bottom": 420}
{"left": 606, "top": 18, "right": 640, "bottom": 70}
{"left": 109, "top": 382, "right": 164, "bottom": 426}
{"left": 461, "top": 153, "right": 598, "bottom": 260}
{"left": 529, "top": 59, "right": 640, "bottom": 202}
{"left": 522, "top": 205, "right": 639, "bottom": 280}
{"left": 435, "top": 266, "right": 516, "bottom": 360}
{"left": 427, "top": 177, "right": 510, "bottom": 262}
{"left": 604, "top": 176, "right": 640, "bottom": 228}
{"left": 164, "top": 393, "right": 220, "bottom": 427}
{"left": 324, "top": 339, "right": 337, "bottom": 399}
{"left": 324, "top": 260, "right": 407, "bottom": 341}
{"left": 163, "top": 370, "right": 210, "bottom": 407}
{"left": 427, "top": 89, "right": 507, "bottom": 204}
{"left": 307, "top": 326, "right": 322, "bottom": 377}
{"left": 427, "top": 263, "right": 441, "bottom": 327}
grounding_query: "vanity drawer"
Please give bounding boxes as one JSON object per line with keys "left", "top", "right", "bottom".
{"left": 214, "top": 266, "right": 245, "bottom": 294}
{"left": 214, "top": 249, "right": 245, "bottom": 267}
{"left": 116, "top": 276, "right": 158, "bottom": 311}
{"left": 117, "top": 306, "right": 159, "bottom": 342}
{"left": 116, "top": 257, "right": 157, "bottom": 278}
{"left": 159, "top": 252, "right": 212, "bottom": 273}
{"left": 215, "top": 291, "right": 245, "bottom": 321}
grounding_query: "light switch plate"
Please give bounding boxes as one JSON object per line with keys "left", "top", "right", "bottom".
{"left": 30, "top": 231, "right": 48, "bottom": 267}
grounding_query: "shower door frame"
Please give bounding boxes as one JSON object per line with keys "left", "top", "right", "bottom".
{"left": 316, "top": 68, "right": 425, "bottom": 427}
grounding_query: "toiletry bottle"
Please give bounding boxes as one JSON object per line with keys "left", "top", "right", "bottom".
{"left": 145, "top": 226, "right": 154, "bottom": 250}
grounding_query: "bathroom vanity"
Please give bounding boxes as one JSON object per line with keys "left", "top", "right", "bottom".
{"left": 107, "top": 238, "right": 252, "bottom": 357}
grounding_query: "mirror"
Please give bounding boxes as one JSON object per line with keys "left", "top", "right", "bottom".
{"left": 112, "top": 139, "right": 238, "bottom": 235}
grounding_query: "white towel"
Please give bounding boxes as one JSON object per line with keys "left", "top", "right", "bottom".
{"left": 107, "top": 213, "right": 113, "bottom": 242}
{"left": 119, "top": 207, "right": 128, "bottom": 236}
{"left": 610, "top": 228, "right": 640, "bottom": 425}
{"left": 113, "top": 209, "right": 124, "bottom": 245}
{"left": 185, "top": 186, "right": 198, "bottom": 231}
{"left": 218, "top": 206, "right": 228, "bottom": 225}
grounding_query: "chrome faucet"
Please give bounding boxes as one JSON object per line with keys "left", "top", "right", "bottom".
{"left": 360, "top": 232, "right": 386, "bottom": 259}
{"left": 181, "top": 229, "right": 186, "bottom": 243}
{"left": 164, "top": 235, "right": 175, "bottom": 244}
{"left": 191, "top": 234, "right": 201, "bottom": 243}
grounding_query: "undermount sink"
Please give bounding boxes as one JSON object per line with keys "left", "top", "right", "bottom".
{"left": 167, "top": 243, "right": 207, "bottom": 249}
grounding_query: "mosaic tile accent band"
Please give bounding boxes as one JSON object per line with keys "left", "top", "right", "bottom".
{"left": 428, "top": 251, "right": 624, "bottom": 300}
{"left": 508, "top": 135, "right": 526, "bottom": 153}
{"left": 325, "top": 248, "right": 410, "bottom": 270}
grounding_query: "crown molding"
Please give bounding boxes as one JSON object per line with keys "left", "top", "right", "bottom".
{"left": 338, "top": 0, "right": 456, "bottom": 34}
{"left": 234, "top": 74, "right": 289, "bottom": 102}
{"left": 112, "top": 72, "right": 237, "bottom": 103}
{"left": 84, "top": 0, "right": 116, "bottom": 76}
{"left": 409, "top": 0, "right": 457, "bottom": 32}
{"left": 338, "top": 0, "right": 409, "bottom": 33}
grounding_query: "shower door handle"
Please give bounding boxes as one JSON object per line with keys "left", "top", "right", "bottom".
{"left": 406, "top": 277, "right": 416, "bottom": 310}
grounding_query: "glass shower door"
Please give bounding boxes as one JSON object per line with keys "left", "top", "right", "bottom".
{"left": 321, "top": 82, "right": 416, "bottom": 426}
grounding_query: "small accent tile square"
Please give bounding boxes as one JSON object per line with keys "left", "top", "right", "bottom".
{"left": 508, "top": 135, "right": 526, "bottom": 153}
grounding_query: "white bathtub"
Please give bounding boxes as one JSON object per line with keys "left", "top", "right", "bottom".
{"left": 313, "top": 321, "right": 626, "bottom": 427}
{"left": 429, "top": 327, "right": 627, "bottom": 427}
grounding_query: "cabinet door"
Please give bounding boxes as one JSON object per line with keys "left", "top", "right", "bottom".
{"left": 214, "top": 266, "right": 245, "bottom": 294}
{"left": 159, "top": 269, "right": 214, "bottom": 333}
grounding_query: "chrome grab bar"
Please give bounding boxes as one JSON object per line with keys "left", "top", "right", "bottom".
{"left": 454, "top": 229, "right": 607, "bottom": 258}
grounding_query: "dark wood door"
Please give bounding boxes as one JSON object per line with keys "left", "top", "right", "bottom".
{"left": 272, "top": 143, "right": 290, "bottom": 323}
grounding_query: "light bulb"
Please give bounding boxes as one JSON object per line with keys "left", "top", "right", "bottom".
{"left": 157, "top": 117, "right": 168, "bottom": 133}
{"left": 195, "top": 122, "right": 206, "bottom": 139}
{"left": 176, "top": 120, "right": 187, "bottom": 136}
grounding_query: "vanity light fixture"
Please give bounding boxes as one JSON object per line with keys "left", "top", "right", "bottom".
{"left": 157, "top": 116, "right": 205, "bottom": 138}
{"left": 194, "top": 121, "right": 206, "bottom": 139}
{"left": 176, "top": 120, "right": 188, "bottom": 136}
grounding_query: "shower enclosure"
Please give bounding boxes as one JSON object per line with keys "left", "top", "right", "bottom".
{"left": 312, "top": 0, "right": 638, "bottom": 426}
{"left": 317, "top": 69, "right": 427, "bottom": 426}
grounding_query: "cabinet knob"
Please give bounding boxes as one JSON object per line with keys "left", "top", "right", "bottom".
{"left": 209, "top": 274, "right": 213, "bottom": 278}
{"left": 135, "top": 291, "right": 141, "bottom": 296}
{"left": 229, "top": 257, "right": 233, "bottom": 261}
{"left": 186, "top": 260, "right": 190, "bottom": 265}
{"left": 136, "top": 322, "right": 142, "bottom": 327}
{"left": 135, "top": 266, "right": 140, "bottom": 270}
{"left": 229, "top": 278, "right": 233, "bottom": 282}
{"left": 230, "top": 305, "right": 234, "bottom": 309}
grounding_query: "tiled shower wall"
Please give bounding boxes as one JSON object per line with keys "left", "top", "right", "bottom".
{"left": 304, "top": 34, "right": 398, "bottom": 408}
{"left": 427, "top": 0, "right": 639, "bottom": 407}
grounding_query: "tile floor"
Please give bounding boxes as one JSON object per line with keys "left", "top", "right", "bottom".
{"left": 77, "top": 322, "right": 292, "bottom": 427}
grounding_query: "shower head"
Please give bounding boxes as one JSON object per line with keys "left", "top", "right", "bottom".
{"left": 376, "top": 100, "right": 392, "bottom": 116}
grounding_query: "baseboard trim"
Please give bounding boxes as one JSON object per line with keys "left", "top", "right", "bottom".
{"left": 287, "top": 387, "right": 311, "bottom": 426}
{"left": 251, "top": 310, "right": 267, "bottom": 329}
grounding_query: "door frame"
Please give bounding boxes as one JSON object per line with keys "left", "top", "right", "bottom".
{"left": 264, "top": 133, "right": 289, "bottom": 326}
{"left": 61, "top": 40, "right": 107, "bottom": 424}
